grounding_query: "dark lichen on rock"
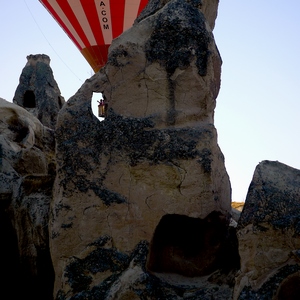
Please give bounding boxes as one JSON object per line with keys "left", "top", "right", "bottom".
{"left": 107, "top": 46, "right": 130, "bottom": 67}
{"left": 101, "top": 111, "right": 214, "bottom": 166}
{"left": 197, "top": 148, "right": 212, "bottom": 173}
{"left": 56, "top": 108, "right": 216, "bottom": 206}
{"left": 238, "top": 163, "right": 300, "bottom": 232}
{"left": 57, "top": 238, "right": 149, "bottom": 299}
{"left": 145, "top": 0, "right": 210, "bottom": 76}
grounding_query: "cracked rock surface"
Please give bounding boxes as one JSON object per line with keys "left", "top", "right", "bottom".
{"left": 51, "top": 0, "right": 233, "bottom": 298}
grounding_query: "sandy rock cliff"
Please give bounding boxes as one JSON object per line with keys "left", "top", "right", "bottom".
{"left": 51, "top": 0, "right": 234, "bottom": 298}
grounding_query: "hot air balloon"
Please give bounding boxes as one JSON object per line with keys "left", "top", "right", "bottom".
{"left": 39, "top": 0, "right": 148, "bottom": 72}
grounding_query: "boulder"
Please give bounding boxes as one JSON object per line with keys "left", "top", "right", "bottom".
{"left": 13, "top": 54, "right": 65, "bottom": 129}
{"left": 234, "top": 160, "right": 300, "bottom": 299}
{"left": 50, "top": 0, "right": 234, "bottom": 298}
{"left": 0, "top": 98, "right": 55, "bottom": 300}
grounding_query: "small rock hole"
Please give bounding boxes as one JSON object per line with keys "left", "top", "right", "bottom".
{"left": 23, "top": 90, "right": 36, "bottom": 108}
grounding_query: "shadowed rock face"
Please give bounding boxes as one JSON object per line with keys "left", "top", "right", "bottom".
{"left": 0, "top": 98, "right": 55, "bottom": 300}
{"left": 13, "top": 54, "right": 65, "bottom": 129}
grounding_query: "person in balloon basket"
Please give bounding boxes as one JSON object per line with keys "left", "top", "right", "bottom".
{"left": 98, "top": 99, "right": 107, "bottom": 118}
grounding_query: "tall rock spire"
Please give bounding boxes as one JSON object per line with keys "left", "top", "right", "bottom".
{"left": 50, "top": 1, "right": 236, "bottom": 298}
{"left": 13, "top": 54, "right": 65, "bottom": 129}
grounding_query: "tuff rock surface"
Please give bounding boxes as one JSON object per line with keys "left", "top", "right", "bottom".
{"left": 50, "top": 0, "right": 236, "bottom": 298}
{"left": 0, "top": 98, "right": 55, "bottom": 299}
{"left": 235, "top": 160, "right": 300, "bottom": 300}
{"left": 13, "top": 54, "right": 65, "bottom": 129}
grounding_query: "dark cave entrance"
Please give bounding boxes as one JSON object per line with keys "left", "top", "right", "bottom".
{"left": 23, "top": 90, "right": 36, "bottom": 108}
{"left": 277, "top": 273, "right": 300, "bottom": 300}
{"left": 0, "top": 196, "right": 22, "bottom": 297}
{"left": 58, "top": 96, "right": 63, "bottom": 108}
{"left": 147, "top": 212, "right": 240, "bottom": 277}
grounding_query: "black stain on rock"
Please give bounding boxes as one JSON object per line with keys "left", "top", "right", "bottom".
{"left": 57, "top": 237, "right": 150, "bottom": 299}
{"left": 56, "top": 233, "right": 237, "bottom": 300}
{"left": 7, "top": 111, "right": 29, "bottom": 143}
{"left": 101, "top": 111, "right": 213, "bottom": 166}
{"left": 197, "top": 148, "right": 212, "bottom": 173}
{"left": 145, "top": 0, "right": 210, "bottom": 76}
{"left": 143, "top": 0, "right": 210, "bottom": 124}
{"left": 56, "top": 109, "right": 215, "bottom": 207}
{"left": 238, "top": 162, "right": 300, "bottom": 232}
{"left": 108, "top": 47, "right": 130, "bottom": 67}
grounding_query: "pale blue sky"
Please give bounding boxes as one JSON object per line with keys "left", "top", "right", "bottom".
{"left": 1, "top": 0, "right": 300, "bottom": 203}
{"left": 214, "top": 0, "right": 300, "bottom": 202}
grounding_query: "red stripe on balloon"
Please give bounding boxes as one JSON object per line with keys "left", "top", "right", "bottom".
{"left": 81, "top": 44, "right": 109, "bottom": 72}
{"left": 39, "top": 0, "right": 82, "bottom": 50}
{"left": 110, "top": 0, "right": 126, "bottom": 39}
{"left": 56, "top": 0, "right": 91, "bottom": 48}
{"left": 40, "top": 0, "right": 150, "bottom": 72}
{"left": 138, "top": 0, "right": 148, "bottom": 15}
{"left": 80, "top": 0, "right": 105, "bottom": 46}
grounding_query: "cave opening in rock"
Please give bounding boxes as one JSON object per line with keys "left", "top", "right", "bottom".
{"left": 277, "top": 273, "right": 300, "bottom": 300}
{"left": 147, "top": 212, "right": 240, "bottom": 277}
{"left": 23, "top": 90, "right": 36, "bottom": 108}
{"left": 0, "top": 199, "right": 22, "bottom": 298}
{"left": 92, "top": 92, "right": 105, "bottom": 121}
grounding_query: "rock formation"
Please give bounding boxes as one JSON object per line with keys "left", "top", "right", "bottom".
{"left": 234, "top": 160, "right": 300, "bottom": 299}
{"left": 13, "top": 54, "right": 65, "bottom": 129}
{"left": 50, "top": 0, "right": 236, "bottom": 298}
{"left": 0, "top": 98, "right": 55, "bottom": 299}
{"left": 1, "top": 53, "right": 64, "bottom": 298}
{"left": 3, "top": 1, "right": 300, "bottom": 300}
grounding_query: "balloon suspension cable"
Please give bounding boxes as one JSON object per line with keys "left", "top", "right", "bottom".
{"left": 23, "top": 0, "right": 83, "bottom": 82}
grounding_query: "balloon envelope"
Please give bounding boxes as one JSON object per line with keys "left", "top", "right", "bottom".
{"left": 39, "top": 0, "right": 148, "bottom": 72}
